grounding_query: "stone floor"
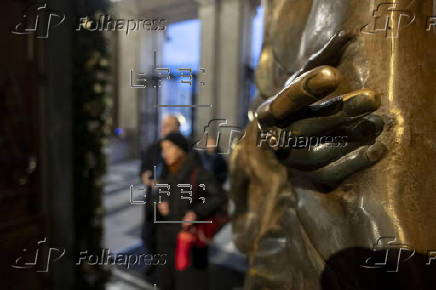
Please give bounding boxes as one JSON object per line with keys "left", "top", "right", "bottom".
{"left": 103, "top": 159, "right": 152, "bottom": 289}
{"left": 103, "top": 159, "right": 143, "bottom": 254}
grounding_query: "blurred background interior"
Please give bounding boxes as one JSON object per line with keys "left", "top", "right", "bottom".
{"left": 1, "top": 0, "right": 264, "bottom": 289}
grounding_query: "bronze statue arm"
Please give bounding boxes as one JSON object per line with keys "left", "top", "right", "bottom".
{"left": 229, "top": 143, "right": 261, "bottom": 254}
{"left": 255, "top": 32, "right": 387, "bottom": 191}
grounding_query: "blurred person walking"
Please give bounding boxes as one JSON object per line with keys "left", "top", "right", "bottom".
{"left": 156, "top": 132, "right": 226, "bottom": 290}
{"left": 140, "top": 115, "right": 181, "bottom": 185}
{"left": 140, "top": 115, "right": 181, "bottom": 275}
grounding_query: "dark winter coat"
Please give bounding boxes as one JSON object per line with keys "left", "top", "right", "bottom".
{"left": 154, "top": 152, "right": 226, "bottom": 243}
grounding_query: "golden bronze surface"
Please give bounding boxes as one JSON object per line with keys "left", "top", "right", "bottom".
{"left": 230, "top": 0, "right": 436, "bottom": 289}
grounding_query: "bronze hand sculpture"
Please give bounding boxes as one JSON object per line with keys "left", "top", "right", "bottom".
{"left": 230, "top": 0, "right": 436, "bottom": 289}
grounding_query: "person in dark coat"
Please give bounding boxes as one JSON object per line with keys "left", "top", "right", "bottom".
{"left": 140, "top": 116, "right": 181, "bottom": 273}
{"left": 140, "top": 115, "right": 181, "bottom": 184}
{"left": 155, "top": 132, "right": 226, "bottom": 290}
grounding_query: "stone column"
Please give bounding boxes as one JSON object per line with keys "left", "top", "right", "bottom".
{"left": 195, "top": 0, "right": 219, "bottom": 140}
{"left": 195, "top": 0, "right": 257, "bottom": 141}
{"left": 217, "top": 0, "right": 255, "bottom": 127}
{"left": 112, "top": 3, "right": 144, "bottom": 158}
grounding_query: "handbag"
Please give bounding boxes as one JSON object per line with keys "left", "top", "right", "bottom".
{"left": 175, "top": 168, "right": 229, "bottom": 271}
